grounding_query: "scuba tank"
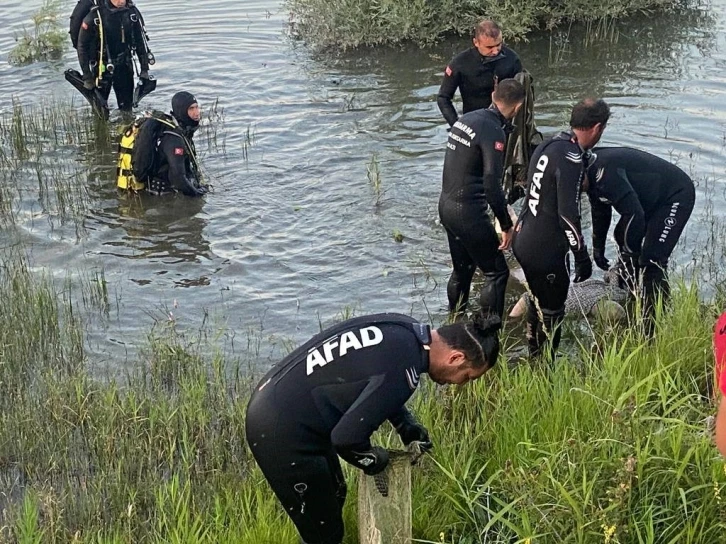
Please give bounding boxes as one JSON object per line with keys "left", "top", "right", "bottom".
{"left": 116, "top": 111, "right": 179, "bottom": 191}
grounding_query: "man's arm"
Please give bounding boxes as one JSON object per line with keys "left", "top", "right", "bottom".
{"left": 610, "top": 192, "right": 645, "bottom": 256}
{"left": 556, "top": 150, "right": 587, "bottom": 254}
{"left": 480, "top": 133, "right": 512, "bottom": 232}
{"left": 131, "top": 8, "right": 150, "bottom": 72}
{"left": 589, "top": 194, "right": 612, "bottom": 253}
{"left": 437, "top": 63, "right": 461, "bottom": 127}
{"left": 77, "top": 16, "right": 98, "bottom": 80}
{"left": 159, "top": 135, "right": 205, "bottom": 196}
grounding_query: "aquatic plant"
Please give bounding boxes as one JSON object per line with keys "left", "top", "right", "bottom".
{"left": 0, "top": 244, "right": 723, "bottom": 542}
{"left": 286, "top": 0, "right": 696, "bottom": 50}
{"left": 8, "top": 0, "right": 66, "bottom": 66}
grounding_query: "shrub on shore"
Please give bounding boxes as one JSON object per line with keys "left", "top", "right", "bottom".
{"left": 286, "top": 0, "right": 692, "bottom": 50}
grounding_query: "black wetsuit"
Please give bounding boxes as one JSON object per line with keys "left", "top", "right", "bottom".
{"left": 438, "top": 106, "right": 513, "bottom": 318}
{"left": 245, "top": 314, "right": 431, "bottom": 544}
{"left": 76, "top": 2, "right": 149, "bottom": 111}
{"left": 148, "top": 129, "right": 205, "bottom": 196}
{"left": 512, "top": 132, "right": 590, "bottom": 357}
{"left": 587, "top": 147, "right": 695, "bottom": 318}
{"left": 437, "top": 46, "right": 522, "bottom": 127}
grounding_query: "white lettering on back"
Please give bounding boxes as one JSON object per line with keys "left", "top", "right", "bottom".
{"left": 306, "top": 326, "right": 385, "bottom": 375}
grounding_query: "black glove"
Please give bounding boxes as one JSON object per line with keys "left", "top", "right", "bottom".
{"left": 338, "top": 446, "right": 389, "bottom": 476}
{"left": 573, "top": 248, "right": 592, "bottom": 283}
{"left": 394, "top": 413, "right": 433, "bottom": 453}
{"left": 593, "top": 246, "right": 610, "bottom": 271}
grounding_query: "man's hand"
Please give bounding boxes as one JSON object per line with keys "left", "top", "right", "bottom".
{"left": 593, "top": 246, "right": 610, "bottom": 271}
{"left": 573, "top": 249, "right": 592, "bottom": 283}
{"left": 499, "top": 227, "right": 513, "bottom": 250}
{"left": 338, "top": 446, "right": 389, "bottom": 475}
{"left": 395, "top": 417, "right": 433, "bottom": 453}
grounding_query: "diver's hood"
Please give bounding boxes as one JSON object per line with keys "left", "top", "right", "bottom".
{"left": 171, "top": 91, "right": 200, "bottom": 130}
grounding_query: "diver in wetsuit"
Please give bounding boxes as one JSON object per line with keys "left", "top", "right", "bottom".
{"left": 437, "top": 19, "right": 523, "bottom": 127}
{"left": 147, "top": 92, "right": 208, "bottom": 197}
{"left": 439, "top": 79, "right": 526, "bottom": 319}
{"left": 512, "top": 98, "right": 610, "bottom": 359}
{"left": 245, "top": 313, "right": 501, "bottom": 544}
{"left": 586, "top": 146, "right": 695, "bottom": 331}
{"left": 75, "top": 0, "right": 150, "bottom": 111}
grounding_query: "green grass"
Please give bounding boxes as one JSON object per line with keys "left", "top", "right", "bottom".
{"left": 0, "top": 246, "right": 724, "bottom": 543}
{"left": 8, "top": 0, "right": 66, "bottom": 66}
{"left": 286, "top": 0, "right": 695, "bottom": 50}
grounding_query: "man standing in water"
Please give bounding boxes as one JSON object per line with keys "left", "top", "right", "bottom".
{"left": 585, "top": 147, "right": 695, "bottom": 333}
{"left": 439, "top": 79, "right": 526, "bottom": 319}
{"left": 437, "top": 19, "right": 523, "bottom": 127}
{"left": 512, "top": 98, "right": 610, "bottom": 359}
{"left": 74, "top": 0, "right": 151, "bottom": 112}
{"left": 246, "top": 313, "right": 501, "bottom": 544}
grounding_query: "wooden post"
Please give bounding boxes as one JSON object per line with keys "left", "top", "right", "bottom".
{"left": 358, "top": 450, "right": 412, "bottom": 544}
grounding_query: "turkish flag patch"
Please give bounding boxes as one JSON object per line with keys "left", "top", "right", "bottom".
{"left": 445, "top": 65, "right": 452, "bottom": 76}
{"left": 81, "top": 22, "right": 88, "bottom": 30}
{"left": 494, "top": 141, "right": 505, "bottom": 151}
{"left": 174, "top": 147, "right": 184, "bottom": 156}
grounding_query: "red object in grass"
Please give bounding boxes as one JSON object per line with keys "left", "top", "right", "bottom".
{"left": 716, "top": 312, "right": 726, "bottom": 396}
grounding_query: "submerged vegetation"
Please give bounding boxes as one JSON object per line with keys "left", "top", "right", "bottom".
{"left": 0, "top": 99, "right": 111, "bottom": 239}
{"left": 286, "top": 0, "right": 697, "bottom": 49}
{"left": 0, "top": 243, "right": 724, "bottom": 542}
{"left": 8, "top": 0, "right": 66, "bottom": 66}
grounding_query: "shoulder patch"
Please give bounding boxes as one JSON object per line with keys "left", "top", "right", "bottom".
{"left": 565, "top": 151, "right": 583, "bottom": 164}
{"left": 494, "top": 141, "right": 505, "bottom": 151}
{"left": 445, "top": 65, "right": 452, "bottom": 77}
{"left": 174, "top": 147, "right": 184, "bottom": 156}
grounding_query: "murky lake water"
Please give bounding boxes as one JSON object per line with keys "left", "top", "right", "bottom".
{"left": 1, "top": 0, "right": 725, "bottom": 369}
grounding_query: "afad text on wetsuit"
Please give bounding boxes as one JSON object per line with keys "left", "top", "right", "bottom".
{"left": 527, "top": 154, "right": 550, "bottom": 216}
{"left": 306, "top": 326, "right": 384, "bottom": 375}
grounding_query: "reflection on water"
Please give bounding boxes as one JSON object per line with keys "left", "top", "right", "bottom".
{"left": 1, "top": 0, "right": 725, "bottom": 368}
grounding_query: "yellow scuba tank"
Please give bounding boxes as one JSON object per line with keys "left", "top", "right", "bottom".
{"left": 116, "top": 121, "right": 145, "bottom": 191}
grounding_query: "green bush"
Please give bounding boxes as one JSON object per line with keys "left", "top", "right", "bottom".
{"left": 8, "top": 0, "right": 66, "bottom": 66}
{"left": 286, "top": 0, "right": 687, "bottom": 49}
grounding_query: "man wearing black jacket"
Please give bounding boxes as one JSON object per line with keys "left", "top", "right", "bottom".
{"left": 439, "top": 79, "right": 525, "bottom": 319}
{"left": 74, "top": 0, "right": 150, "bottom": 112}
{"left": 437, "top": 20, "right": 523, "bottom": 127}
{"left": 512, "top": 98, "right": 610, "bottom": 358}
{"left": 246, "top": 313, "right": 501, "bottom": 544}
{"left": 586, "top": 147, "right": 695, "bottom": 329}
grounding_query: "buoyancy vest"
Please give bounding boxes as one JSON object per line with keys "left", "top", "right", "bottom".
{"left": 116, "top": 111, "right": 178, "bottom": 191}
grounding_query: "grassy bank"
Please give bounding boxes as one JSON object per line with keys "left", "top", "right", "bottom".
{"left": 0, "top": 249, "right": 724, "bottom": 543}
{"left": 286, "top": 0, "right": 695, "bottom": 50}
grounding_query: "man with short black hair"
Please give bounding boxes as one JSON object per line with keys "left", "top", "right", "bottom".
{"left": 246, "top": 313, "right": 501, "bottom": 544}
{"left": 439, "top": 78, "right": 526, "bottom": 319}
{"left": 512, "top": 98, "right": 610, "bottom": 358}
{"left": 437, "top": 20, "right": 523, "bottom": 127}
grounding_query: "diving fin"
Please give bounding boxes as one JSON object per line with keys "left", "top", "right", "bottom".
{"left": 132, "top": 76, "right": 157, "bottom": 108}
{"left": 64, "top": 68, "right": 109, "bottom": 120}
